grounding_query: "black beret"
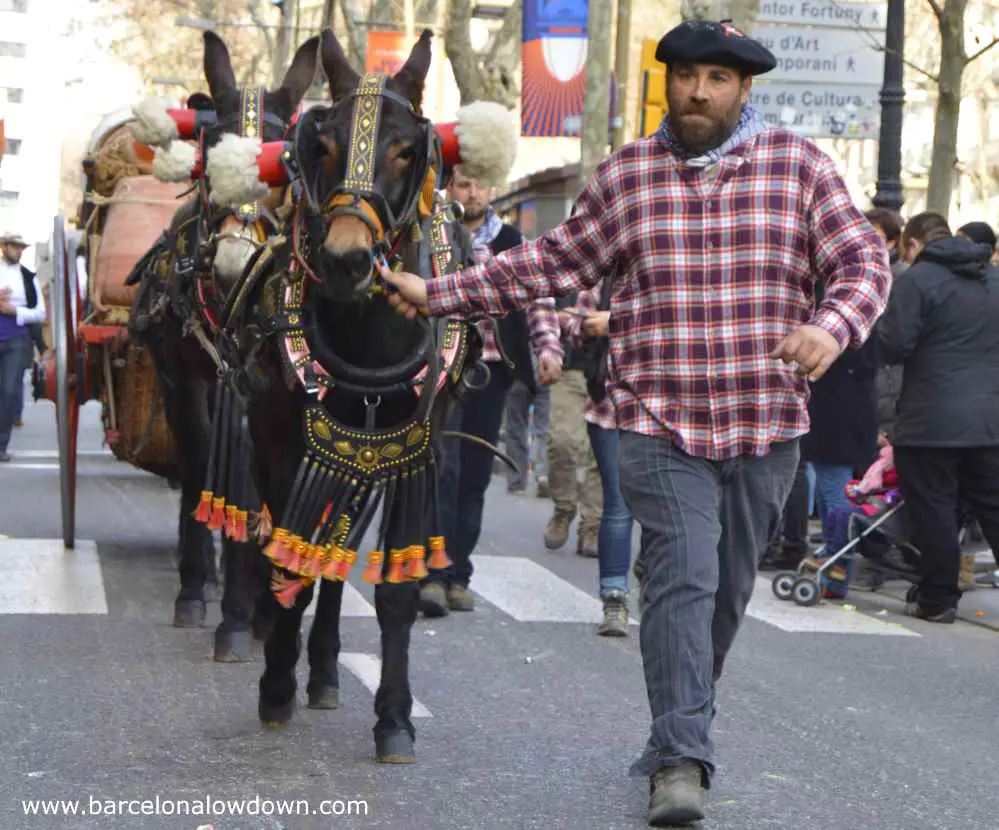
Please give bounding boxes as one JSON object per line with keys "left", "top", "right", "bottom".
{"left": 655, "top": 19, "right": 777, "bottom": 76}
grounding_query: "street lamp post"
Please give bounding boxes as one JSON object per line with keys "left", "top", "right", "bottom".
{"left": 871, "top": 0, "right": 905, "bottom": 212}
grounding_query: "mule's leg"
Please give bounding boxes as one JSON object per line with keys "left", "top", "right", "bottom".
{"left": 306, "top": 579, "right": 344, "bottom": 709}
{"left": 214, "top": 538, "right": 259, "bottom": 662}
{"left": 258, "top": 579, "right": 311, "bottom": 727}
{"left": 169, "top": 377, "right": 215, "bottom": 628}
{"left": 373, "top": 581, "right": 420, "bottom": 763}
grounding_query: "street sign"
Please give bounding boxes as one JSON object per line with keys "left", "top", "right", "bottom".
{"left": 750, "top": 24, "right": 886, "bottom": 84}
{"left": 757, "top": 0, "right": 887, "bottom": 31}
{"left": 749, "top": 82, "right": 881, "bottom": 139}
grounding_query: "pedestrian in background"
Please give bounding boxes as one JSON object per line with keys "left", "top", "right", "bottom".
{"left": 380, "top": 20, "right": 891, "bottom": 825}
{"left": 879, "top": 212, "right": 999, "bottom": 622}
{"left": 0, "top": 232, "right": 45, "bottom": 462}
{"left": 503, "top": 376, "right": 550, "bottom": 497}
{"left": 563, "top": 278, "right": 634, "bottom": 637}
{"left": 419, "top": 167, "right": 563, "bottom": 618}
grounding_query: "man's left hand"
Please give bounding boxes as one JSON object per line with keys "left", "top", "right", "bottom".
{"left": 770, "top": 324, "right": 842, "bottom": 381}
{"left": 537, "top": 354, "right": 562, "bottom": 385}
{"left": 379, "top": 264, "right": 429, "bottom": 318}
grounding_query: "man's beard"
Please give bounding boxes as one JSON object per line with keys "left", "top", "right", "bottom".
{"left": 462, "top": 205, "right": 487, "bottom": 224}
{"left": 671, "top": 107, "right": 741, "bottom": 154}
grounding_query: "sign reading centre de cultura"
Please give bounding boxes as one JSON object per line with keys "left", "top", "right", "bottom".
{"left": 749, "top": 0, "right": 887, "bottom": 140}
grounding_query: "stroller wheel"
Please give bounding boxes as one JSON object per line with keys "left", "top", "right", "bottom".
{"left": 905, "top": 584, "right": 920, "bottom": 605}
{"left": 792, "top": 577, "right": 821, "bottom": 607}
{"left": 772, "top": 571, "right": 797, "bottom": 601}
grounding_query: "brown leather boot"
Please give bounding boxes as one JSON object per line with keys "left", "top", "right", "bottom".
{"left": 959, "top": 553, "right": 977, "bottom": 591}
{"left": 544, "top": 509, "right": 575, "bottom": 550}
{"left": 576, "top": 524, "right": 599, "bottom": 558}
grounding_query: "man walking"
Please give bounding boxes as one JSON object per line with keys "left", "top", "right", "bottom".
{"left": 384, "top": 20, "right": 890, "bottom": 824}
{"left": 0, "top": 232, "right": 45, "bottom": 461}
{"left": 419, "top": 167, "right": 562, "bottom": 617}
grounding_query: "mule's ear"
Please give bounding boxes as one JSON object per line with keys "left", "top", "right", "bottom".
{"left": 203, "top": 31, "right": 237, "bottom": 100}
{"left": 393, "top": 29, "right": 433, "bottom": 110}
{"left": 320, "top": 28, "right": 359, "bottom": 102}
{"left": 279, "top": 35, "right": 320, "bottom": 108}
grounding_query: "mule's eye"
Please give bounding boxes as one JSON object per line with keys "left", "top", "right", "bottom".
{"left": 397, "top": 144, "right": 417, "bottom": 161}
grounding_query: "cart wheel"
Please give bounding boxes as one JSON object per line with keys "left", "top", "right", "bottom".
{"left": 792, "top": 577, "right": 821, "bottom": 607}
{"left": 52, "top": 216, "right": 80, "bottom": 550}
{"left": 772, "top": 571, "right": 797, "bottom": 601}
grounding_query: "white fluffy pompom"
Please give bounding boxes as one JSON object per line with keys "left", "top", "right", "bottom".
{"left": 151, "top": 141, "right": 197, "bottom": 183}
{"left": 130, "top": 97, "right": 180, "bottom": 148}
{"left": 454, "top": 101, "right": 518, "bottom": 188}
{"left": 205, "top": 133, "right": 269, "bottom": 208}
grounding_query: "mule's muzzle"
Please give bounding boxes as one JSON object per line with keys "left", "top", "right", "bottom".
{"left": 318, "top": 247, "right": 375, "bottom": 298}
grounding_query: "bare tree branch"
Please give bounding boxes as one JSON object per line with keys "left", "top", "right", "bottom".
{"left": 485, "top": 2, "right": 521, "bottom": 65}
{"left": 248, "top": 0, "right": 275, "bottom": 66}
{"left": 924, "top": 0, "right": 944, "bottom": 22}
{"left": 967, "top": 34, "right": 999, "bottom": 64}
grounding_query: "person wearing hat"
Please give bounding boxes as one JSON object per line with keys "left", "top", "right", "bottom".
{"left": 378, "top": 18, "right": 891, "bottom": 826}
{"left": 0, "top": 232, "right": 44, "bottom": 462}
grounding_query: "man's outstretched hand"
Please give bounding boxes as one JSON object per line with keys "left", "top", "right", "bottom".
{"left": 378, "top": 262, "right": 429, "bottom": 318}
{"left": 770, "top": 324, "right": 842, "bottom": 381}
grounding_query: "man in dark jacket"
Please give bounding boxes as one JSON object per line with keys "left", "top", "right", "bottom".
{"left": 879, "top": 217, "right": 999, "bottom": 622}
{"left": 419, "top": 167, "right": 563, "bottom": 617}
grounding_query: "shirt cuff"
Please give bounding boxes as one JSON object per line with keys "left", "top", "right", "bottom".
{"left": 426, "top": 263, "right": 483, "bottom": 317}
{"left": 809, "top": 306, "right": 852, "bottom": 352}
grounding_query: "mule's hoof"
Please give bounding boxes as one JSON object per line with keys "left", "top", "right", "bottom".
{"left": 214, "top": 628, "right": 254, "bottom": 663}
{"left": 259, "top": 697, "right": 295, "bottom": 728}
{"left": 375, "top": 731, "right": 416, "bottom": 764}
{"left": 173, "top": 599, "right": 207, "bottom": 628}
{"left": 307, "top": 685, "right": 340, "bottom": 710}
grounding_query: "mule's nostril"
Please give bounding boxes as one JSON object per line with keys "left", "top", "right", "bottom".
{"left": 322, "top": 248, "right": 374, "bottom": 283}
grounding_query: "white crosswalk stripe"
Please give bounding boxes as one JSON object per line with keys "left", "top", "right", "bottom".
{"left": 0, "top": 539, "right": 918, "bottom": 638}
{"left": 339, "top": 652, "right": 432, "bottom": 718}
{"left": 746, "top": 576, "right": 919, "bottom": 636}
{"left": 0, "top": 539, "right": 107, "bottom": 614}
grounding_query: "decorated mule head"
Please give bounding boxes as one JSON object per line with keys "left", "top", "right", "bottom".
{"left": 204, "top": 27, "right": 518, "bottom": 302}
{"left": 132, "top": 31, "right": 319, "bottom": 289}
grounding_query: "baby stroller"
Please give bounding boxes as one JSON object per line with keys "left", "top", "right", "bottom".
{"left": 771, "top": 445, "right": 922, "bottom": 606}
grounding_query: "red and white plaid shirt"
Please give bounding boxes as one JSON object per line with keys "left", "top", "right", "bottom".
{"left": 428, "top": 129, "right": 891, "bottom": 460}
{"left": 562, "top": 282, "right": 617, "bottom": 431}
{"left": 476, "top": 303, "right": 561, "bottom": 366}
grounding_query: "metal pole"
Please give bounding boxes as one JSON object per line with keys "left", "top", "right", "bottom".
{"left": 322, "top": 0, "right": 335, "bottom": 27}
{"left": 871, "top": 0, "right": 905, "bottom": 212}
{"left": 611, "top": 0, "right": 632, "bottom": 149}
{"left": 580, "top": 0, "right": 614, "bottom": 187}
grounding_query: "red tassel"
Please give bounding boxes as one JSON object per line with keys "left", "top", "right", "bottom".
{"left": 300, "top": 549, "right": 322, "bottom": 579}
{"left": 208, "top": 497, "right": 226, "bottom": 530}
{"left": 194, "top": 490, "right": 213, "bottom": 523}
{"left": 264, "top": 529, "right": 291, "bottom": 567}
{"left": 428, "top": 536, "right": 451, "bottom": 570}
{"left": 234, "top": 509, "right": 249, "bottom": 543}
{"left": 319, "top": 547, "right": 340, "bottom": 581}
{"left": 404, "top": 545, "right": 428, "bottom": 581}
{"left": 386, "top": 549, "right": 405, "bottom": 584}
{"left": 337, "top": 549, "right": 356, "bottom": 581}
{"left": 271, "top": 572, "right": 308, "bottom": 609}
{"left": 224, "top": 505, "right": 238, "bottom": 539}
{"left": 363, "top": 550, "right": 385, "bottom": 585}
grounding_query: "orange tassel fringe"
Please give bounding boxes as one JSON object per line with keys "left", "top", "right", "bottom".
{"left": 337, "top": 549, "right": 356, "bottom": 581}
{"left": 386, "top": 549, "right": 406, "bottom": 584}
{"left": 428, "top": 536, "right": 451, "bottom": 570}
{"left": 404, "top": 545, "right": 428, "bottom": 581}
{"left": 224, "top": 505, "right": 238, "bottom": 539}
{"left": 255, "top": 503, "right": 273, "bottom": 540}
{"left": 271, "top": 571, "right": 310, "bottom": 608}
{"left": 363, "top": 550, "right": 385, "bottom": 584}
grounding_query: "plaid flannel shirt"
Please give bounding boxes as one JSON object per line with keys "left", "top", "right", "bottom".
{"left": 562, "top": 282, "right": 617, "bottom": 431}
{"left": 476, "top": 303, "right": 561, "bottom": 366}
{"left": 428, "top": 129, "right": 891, "bottom": 460}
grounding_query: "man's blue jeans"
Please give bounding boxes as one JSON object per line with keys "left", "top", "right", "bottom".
{"left": 812, "top": 464, "right": 854, "bottom": 526}
{"left": 587, "top": 423, "right": 633, "bottom": 598}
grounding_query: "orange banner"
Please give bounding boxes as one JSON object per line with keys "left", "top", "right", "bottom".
{"left": 365, "top": 31, "right": 408, "bottom": 76}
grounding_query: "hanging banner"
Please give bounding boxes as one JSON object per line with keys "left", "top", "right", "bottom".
{"left": 521, "top": 0, "right": 589, "bottom": 137}
{"left": 365, "top": 31, "right": 408, "bottom": 76}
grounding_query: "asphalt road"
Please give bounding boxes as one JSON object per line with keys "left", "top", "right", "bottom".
{"left": 2, "top": 394, "right": 998, "bottom": 830}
